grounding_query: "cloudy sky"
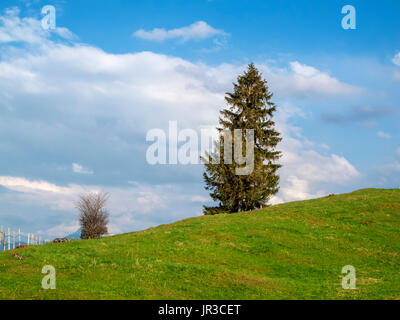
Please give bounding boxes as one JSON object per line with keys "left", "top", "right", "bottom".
{"left": 0, "top": 0, "right": 399, "bottom": 239}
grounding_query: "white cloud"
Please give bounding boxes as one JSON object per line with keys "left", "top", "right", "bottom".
{"left": 392, "top": 52, "right": 400, "bottom": 66}
{"left": 274, "top": 150, "right": 360, "bottom": 204}
{"left": 0, "top": 6, "right": 74, "bottom": 44}
{"left": 0, "top": 47, "right": 361, "bottom": 137}
{"left": 0, "top": 176, "right": 65, "bottom": 193}
{"left": 191, "top": 195, "right": 209, "bottom": 202}
{"left": 377, "top": 131, "right": 391, "bottom": 139}
{"left": 133, "top": 21, "right": 227, "bottom": 42}
{"left": 290, "top": 61, "right": 320, "bottom": 77}
{"left": 278, "top": 61, "right": 363, "bottom": 97}
{"left": 0, "top": 176, "right": 171, "bottom": 213}
{"left": 269, "top": 102, "right": 361, "bottom": 204}
{"left": 72, "top": 163, "right": 94, "bottom": 175}
{"left": 397, "top": 147, "right": 400, "bottom": 157}
{"left": 0, "top": 176, "right": 82, "bottom": 211}
{"left": 272, "top": 176, "right": 324, "bottom": 204}
{"left": 54, "top": 27, "right": 75, "bottom": 40}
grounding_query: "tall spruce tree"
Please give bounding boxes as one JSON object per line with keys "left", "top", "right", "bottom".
{"left": 203, "top": 64, "right": 282, "bottom": 214}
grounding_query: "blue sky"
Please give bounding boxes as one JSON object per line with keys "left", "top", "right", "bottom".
{"left": 0, "top": 0, "right": 399, "bottom": 239}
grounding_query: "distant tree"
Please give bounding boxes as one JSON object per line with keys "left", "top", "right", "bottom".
{"left": 77, "top": 192, "right": 109, "bottom": 239}
{"left": 202, "top": 64, "right": 282, "bottom": 214}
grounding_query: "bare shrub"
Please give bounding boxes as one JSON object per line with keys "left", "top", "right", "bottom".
{"left": 77, "top": 192, "right": 110, "bottom": 239}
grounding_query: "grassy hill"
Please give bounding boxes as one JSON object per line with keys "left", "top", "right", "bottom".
{"left": 0, "top": 188, "right": 399, "bottom": 300}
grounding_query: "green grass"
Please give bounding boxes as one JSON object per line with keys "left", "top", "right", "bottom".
{"left": 0, "top": 188, "right": 399, "bottom": 300}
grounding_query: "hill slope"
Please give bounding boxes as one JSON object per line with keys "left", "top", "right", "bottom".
{"left": 0, "top": 188, "right": 399, "bottom": 300}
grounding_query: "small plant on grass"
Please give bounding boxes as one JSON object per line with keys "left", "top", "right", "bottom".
{"left": 77, "top": 192, "right": 110, "bottom": 239}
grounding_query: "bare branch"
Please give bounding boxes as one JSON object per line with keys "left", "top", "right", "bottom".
{"left": 76, "top": 192, "right": 110, "bottom": 239}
